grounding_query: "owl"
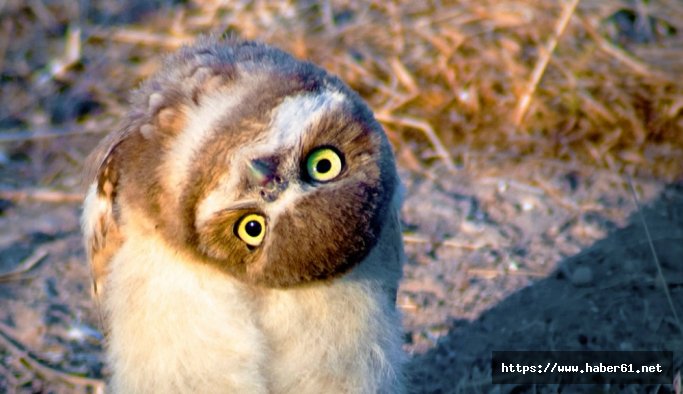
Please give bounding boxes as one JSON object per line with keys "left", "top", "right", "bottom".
{"left": 81, "top": 38, "right": 405, "bottom": 393}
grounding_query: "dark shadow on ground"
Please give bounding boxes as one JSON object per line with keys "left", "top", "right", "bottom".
{"left": 408, "top": 183, "right": 683, "bottom": 393}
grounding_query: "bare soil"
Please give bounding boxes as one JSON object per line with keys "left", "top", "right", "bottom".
{"left": 400, "top": 163, "right": 683, "bottom": 393}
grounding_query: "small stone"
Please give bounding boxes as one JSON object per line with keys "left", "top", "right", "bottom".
{"left": 521, "top": 199, "right": 534, "bottom": 211}
{"left": 571, "top": 266, "right": 593, "bottom": 286}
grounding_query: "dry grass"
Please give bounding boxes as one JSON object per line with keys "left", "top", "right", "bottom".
{"left": 1, "top": 0, "right": 682, "bottom": 183}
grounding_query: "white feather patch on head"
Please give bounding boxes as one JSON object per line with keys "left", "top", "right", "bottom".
{"left": 255, "top": 90, "right": 346, "bottom": 156}
{"left": 162, "top": 84, "right": 250, "bottom": 198}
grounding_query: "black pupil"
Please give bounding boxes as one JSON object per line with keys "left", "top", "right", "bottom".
{"left": 316, "top": 158, "right": 332, "bottom": 174}
{"left": 245, "top": 220, "right": 262, "bottom": 237}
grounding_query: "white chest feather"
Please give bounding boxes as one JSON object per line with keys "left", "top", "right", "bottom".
{"left": 104, "top": 231, "right": 267, "bottom": 393}
{"left": 103, "top": 226, "right": 403, "bottom": 394}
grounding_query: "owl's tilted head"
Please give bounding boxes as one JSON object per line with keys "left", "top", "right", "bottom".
{"left": 89, "top": 38, "right": 398, "bottom": 288}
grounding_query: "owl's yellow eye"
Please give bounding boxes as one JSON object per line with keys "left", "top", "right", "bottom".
{"left": 305, "top": 147, "right": 343, "bottom": 182}
{"left": 236, "top": 214, "right": 266, "bottom": 247}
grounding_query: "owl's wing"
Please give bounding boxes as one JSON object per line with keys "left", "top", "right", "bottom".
{"left": 82, "top": 142, "right": 125, "bottom": 298}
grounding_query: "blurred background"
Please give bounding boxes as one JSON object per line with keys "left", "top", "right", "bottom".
{"left": 0, "top": 0, "right": 682, "bottom": 392}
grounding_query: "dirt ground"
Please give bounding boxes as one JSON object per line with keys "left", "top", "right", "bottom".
{"left": 1, "top": 1, "right": 682, "bottom": 393}
{"left": 401, "top": 164, "right": 683, "bottom": 393}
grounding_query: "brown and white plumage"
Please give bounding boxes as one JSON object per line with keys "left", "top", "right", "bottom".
{"left": 82, "top": 38, "right": 405, "bottom": 393}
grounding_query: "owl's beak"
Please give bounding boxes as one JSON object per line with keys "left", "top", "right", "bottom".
{"left": 248, "top": 159, "right": 274, "bottom": 186}
{"left": 248, "top": 158, "right": 288, "bottom": 202}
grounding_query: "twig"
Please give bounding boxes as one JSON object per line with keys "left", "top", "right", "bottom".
{"left": 28, "top": 0, "right": 57, "bottom": 28}
{"left": 0, "top": 322, "right": 105, "bottom": 392}
{"left": 579, "top": 16, "right": 671, "bottom": 81}
{"left": 0, "top": 188, "right": 84, "bottom": 203}
{"left": 480, "top": 177, "right": 545, "bottom": 195}
{"left": 389, "top": 57, "right": 418, "bottom": 93}
{"left": 320, "top": 0, "right": 336, "bottom": 32}
{"left": 531, "top": 175, "right": 606, "bottom": 212}
{"left": 513, "top": 0, "right": 580, "bottom": 128}
{"left": 375, "top": 113, "right": 455, "bottom": 171}
{"left": 442, "top": 239, "right": 486, "bottom": 250}
{"left": 0, "top": 127, "right": 104, "bottom": 143}
{"left": 467, "top": 268, "right": 546, "bottom": 279}
{"left": 402, "top": 234, "right": 431, "bottom": 245}
{"left": 0, "top": 247, "right": 48, "bottom": 282}
{"left": 403, "top": 234, "right": 486, "bottom": 250}
{"left": 35, "top": 25, "right": 81, "bottom": 85}
{"left": 99, "top": 29, "right": 192, "bottom": 49}
{"left": 626, "top": 175, "right": 683, "bottom": 336}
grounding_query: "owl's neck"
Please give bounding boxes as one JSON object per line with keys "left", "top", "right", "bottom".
{"left": 102, "top": 215, "right": 404, "bottom": 393}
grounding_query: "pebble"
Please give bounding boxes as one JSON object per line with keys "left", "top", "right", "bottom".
{"left": 571, "top": 266, "right": 593, "bottom": 286}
